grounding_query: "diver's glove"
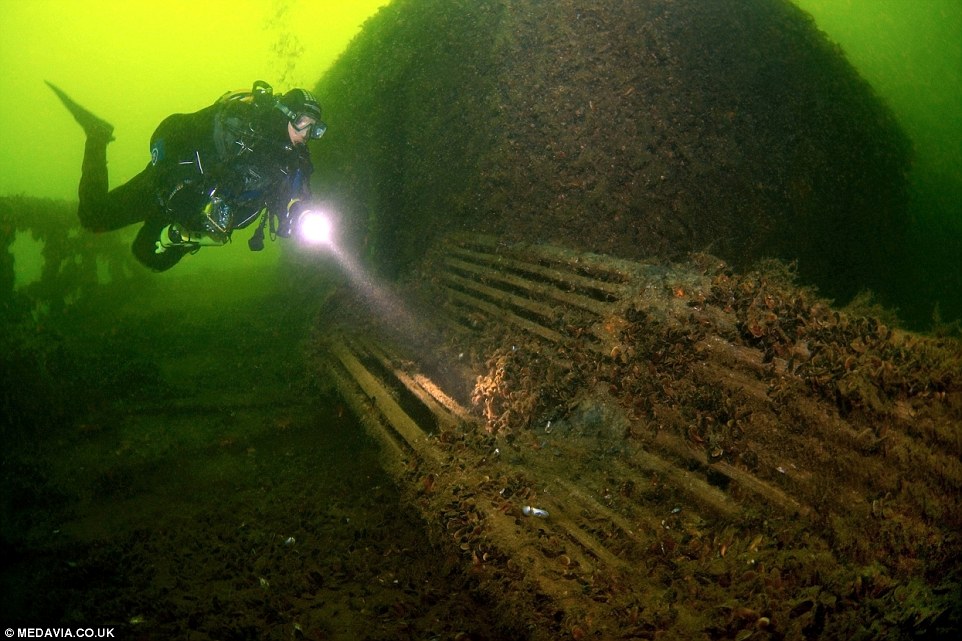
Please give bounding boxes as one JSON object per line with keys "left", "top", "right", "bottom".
{"left": 277, "top": 199, "right": 308, "bottom": 239}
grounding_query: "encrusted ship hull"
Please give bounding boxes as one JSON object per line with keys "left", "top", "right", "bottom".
{"left": 316, "top": 235, "right": 961, "bottom": 640}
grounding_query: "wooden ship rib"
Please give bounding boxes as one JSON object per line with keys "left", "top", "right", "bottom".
{"left": 315, "top": 234, "right": 962, "bottom": 640}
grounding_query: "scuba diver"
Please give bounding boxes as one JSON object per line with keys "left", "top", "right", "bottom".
{"left": 47, "top": 80, "right": 327, "bottom": 271}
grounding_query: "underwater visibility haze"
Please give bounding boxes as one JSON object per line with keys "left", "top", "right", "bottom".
{"left": 792, "top": 0, "right": 962, "bottom": 329}
{"left": 2, "top": 0, "right": 961, "bottom": 639}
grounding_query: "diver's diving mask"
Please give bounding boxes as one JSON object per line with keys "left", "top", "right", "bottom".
{"left": 276, "top": 103, "right": 327, "bottom": 140}
{"left": 291, "top": 115, "right": 328, "bottom": 140}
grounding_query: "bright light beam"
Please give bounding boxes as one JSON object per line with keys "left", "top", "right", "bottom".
{"left": 297, "top": 210, "right": 334, "bottom": 246}
{"left": 294, "top": 207, "right": 443, "bottom": 357}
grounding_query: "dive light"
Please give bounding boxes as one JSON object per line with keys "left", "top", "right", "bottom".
{"left": 296, "top": 209, "right": 334, "bottom": 246}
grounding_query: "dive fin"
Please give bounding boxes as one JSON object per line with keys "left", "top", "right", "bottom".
{"left": 45, "top": 80, "right": 115, "bottom": 142}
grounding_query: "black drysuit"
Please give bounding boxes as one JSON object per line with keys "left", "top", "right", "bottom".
{"left": 78, "top": 93, "right": 313, "bottom": 271}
